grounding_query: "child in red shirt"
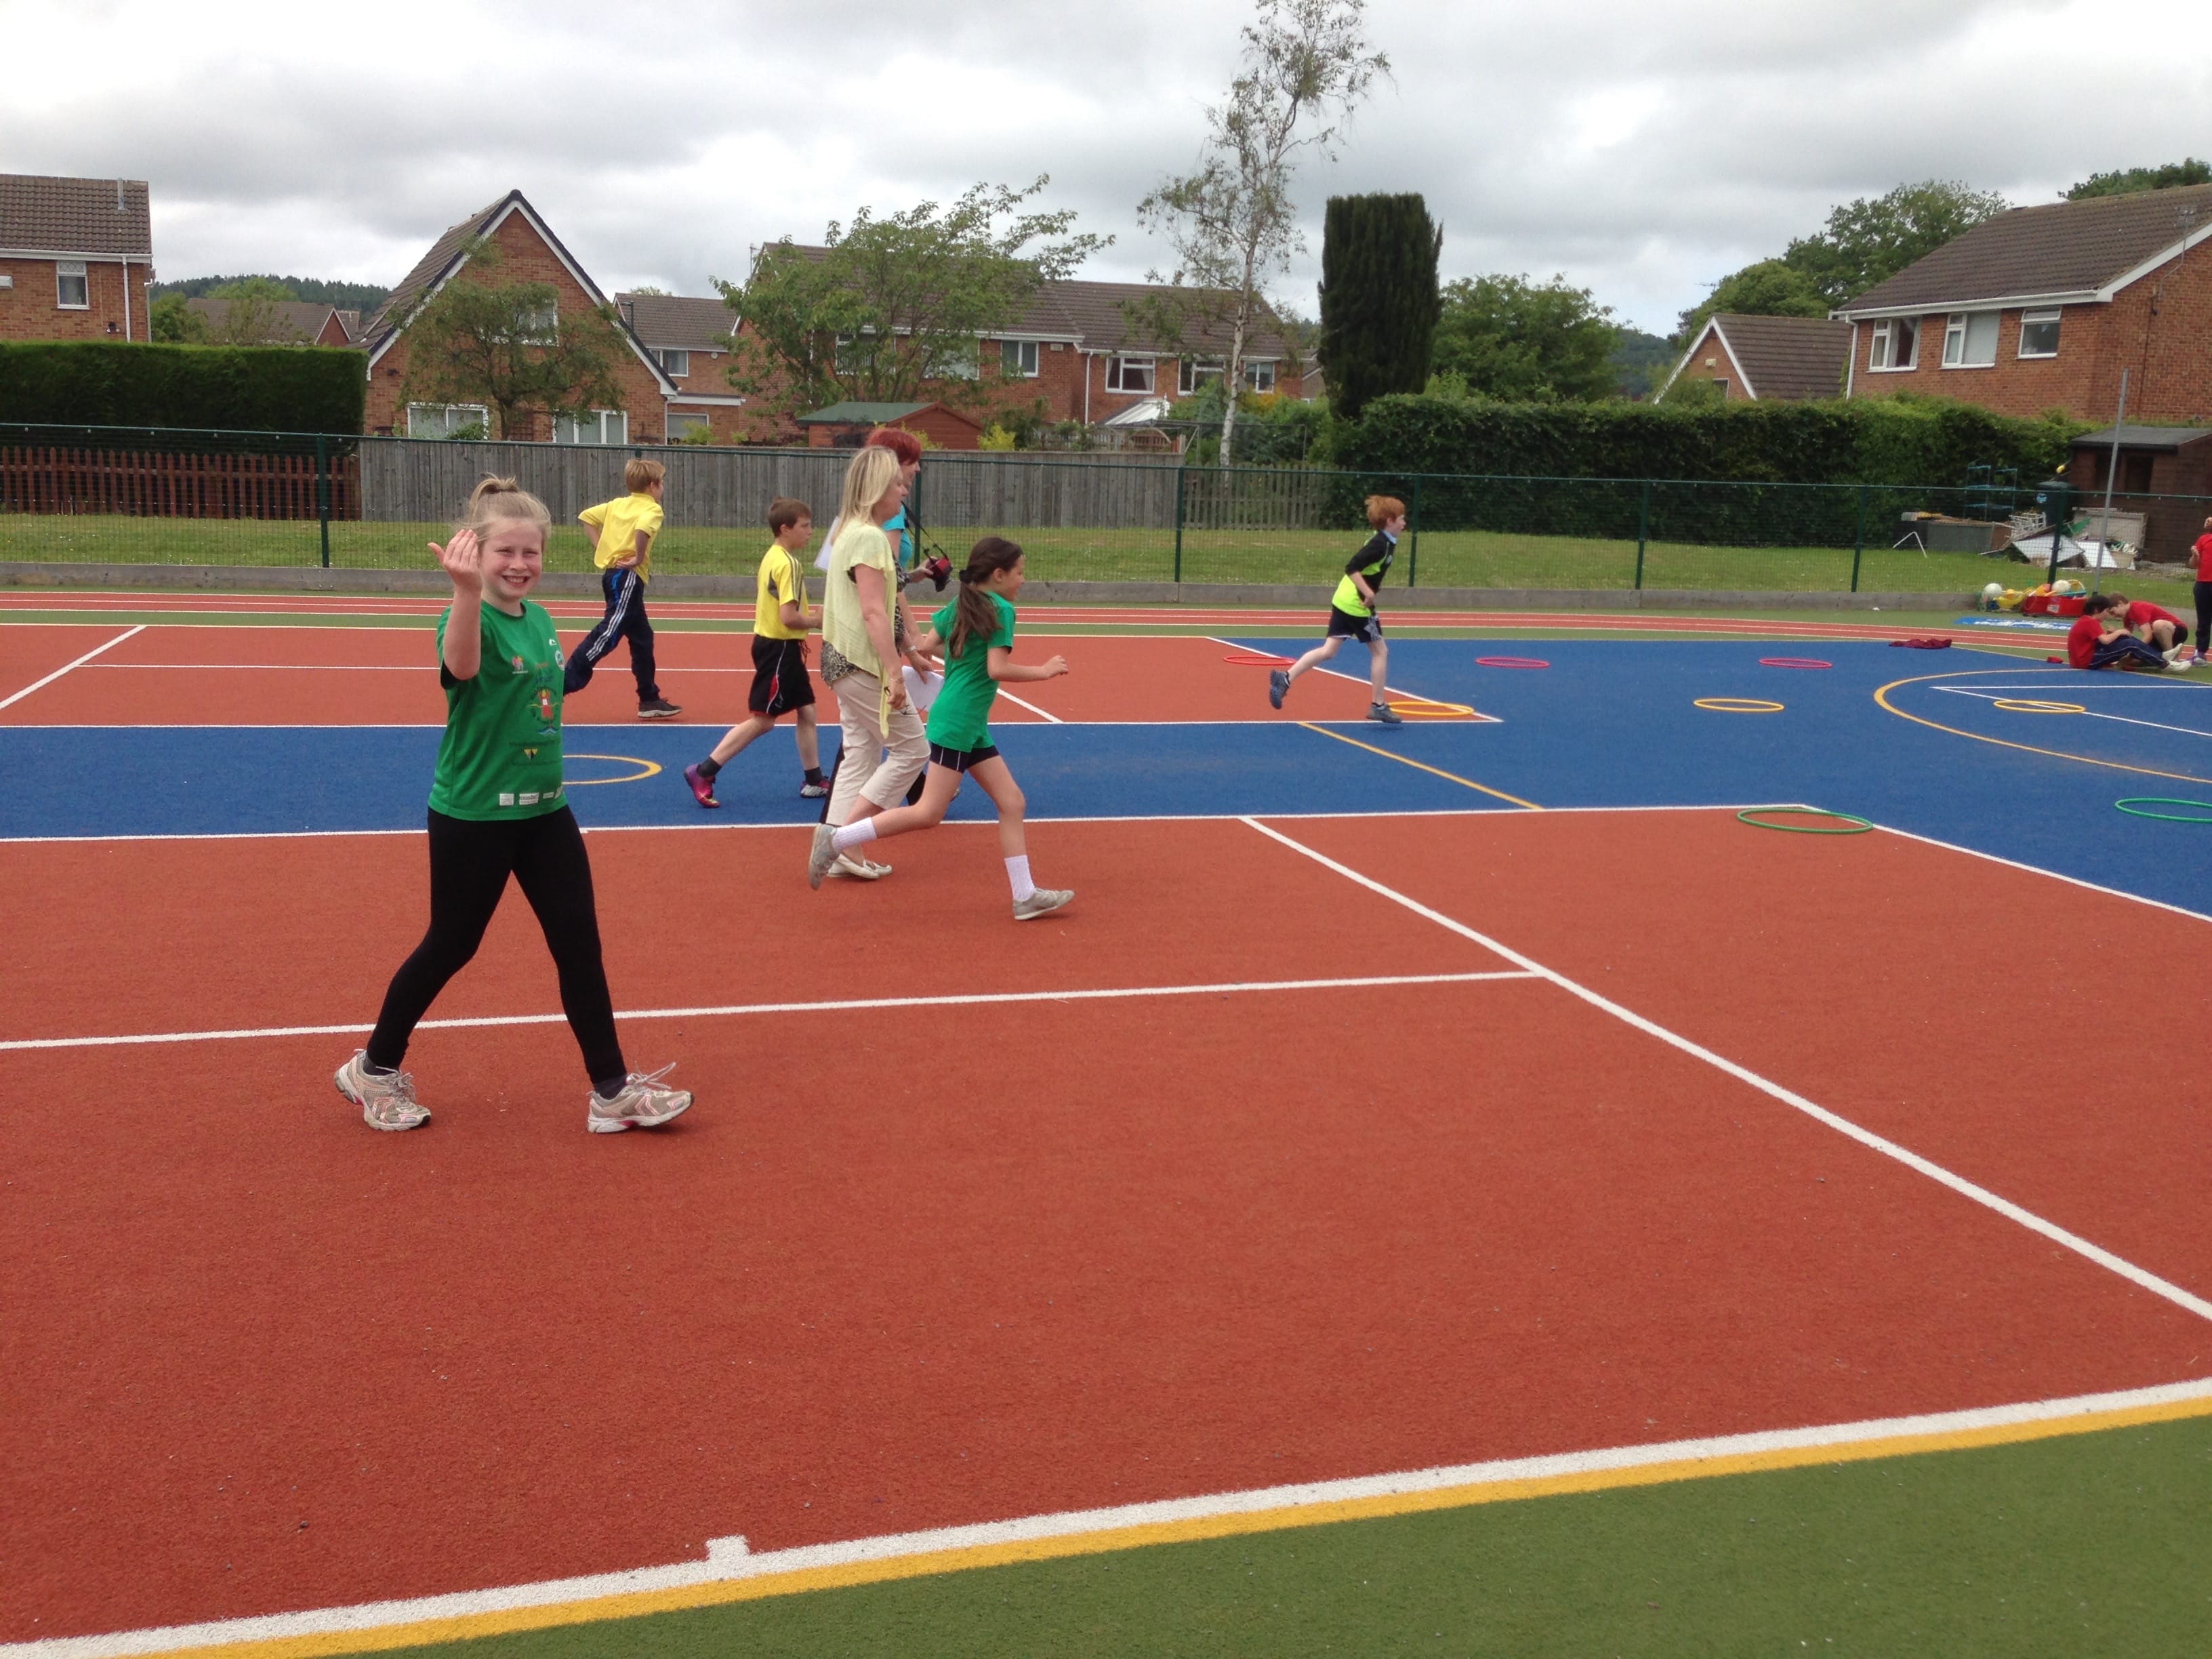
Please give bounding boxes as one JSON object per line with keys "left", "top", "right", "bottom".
{"left": 2192, "top": 515, "right": 2212, "bottom": 663}
{"left": 2104, "top": 591, "right": 2187, "bottom": 653}
{"left": 2066, "top": 594, "right": 2181, "bottom": 672}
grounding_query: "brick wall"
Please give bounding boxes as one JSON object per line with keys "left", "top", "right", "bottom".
{"left": 365, "top": 211, "right": 669, "bottom": 440}
{"left": 0, "top": 256, "right": 153, "bottom": 342}
{"left": 1679, "top": 325, "right": 1750, "bottom": 401}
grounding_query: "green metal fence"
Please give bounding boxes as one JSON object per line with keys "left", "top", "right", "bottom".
{"left": 3, "top": 422, "right": 2205, "bottom": 599}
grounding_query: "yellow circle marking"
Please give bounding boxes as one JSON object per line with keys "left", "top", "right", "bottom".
{"left": 563, "top": 753, "right": 663, "bottom": 786}
{"left": 1991, "top": 698, "right": 2085, "bottom": 715}
{"left": 1695, "top": 697, "right": 1784, "bottom": 713}
{"left": 1386, "top": 698, "right": 1477, "bottom": 719}
{"left": 1873, "top": 670, "right": 2212, "bottom": 787}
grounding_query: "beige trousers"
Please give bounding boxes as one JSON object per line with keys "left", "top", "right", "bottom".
{"left": 825, "top": 668, "right": 929, "bottom": 825}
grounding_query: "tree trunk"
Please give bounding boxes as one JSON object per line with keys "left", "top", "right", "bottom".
{"left": 1221, "top": 282, "right": 1253, "bottom": 469}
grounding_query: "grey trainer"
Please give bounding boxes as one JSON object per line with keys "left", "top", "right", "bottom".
{"left": 335, "top": 1050, "right": 430, "bottom": 1132}
{"left": 807, "top": 823, "right": 840, "bottom": 888}
{"left": 1269, "top": 668, "right": 1289, "bottom": 709}
{"left": 1013, "top": 888, "right": 1075, "bottom": 921}
{"left": 1367, "top": 702, "right": 1404, "bottom": 724}
{"left": 588, "top": 1063, "right": 693, "bottom": 1133}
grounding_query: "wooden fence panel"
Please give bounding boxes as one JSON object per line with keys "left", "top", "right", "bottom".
{"left": 0, "top": 443, "right": 352, "bottom": 519}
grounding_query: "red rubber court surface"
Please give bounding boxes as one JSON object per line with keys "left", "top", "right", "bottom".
{"left": 3, "top": 811, "right": 2208, "bottom": 1644}
{"left": 0, "top": 628, "right": 1387, "bottom": 726}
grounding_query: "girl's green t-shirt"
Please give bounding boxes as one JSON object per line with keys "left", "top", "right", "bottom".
{"left": 926, "top": 592, "right": 1017, "bottom": 752}
{"left": 428, "top": 598, "right": 567, "bottom": 820}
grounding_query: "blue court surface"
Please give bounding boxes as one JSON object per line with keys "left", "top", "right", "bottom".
{"left": 5, "top": 638, "right": 2209, "bottom": 916}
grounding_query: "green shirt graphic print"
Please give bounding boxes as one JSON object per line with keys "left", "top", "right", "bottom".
{"left": 926, "top": 592, "right": 1017, "bottom": 752}
{"left": 428, "top": 599, "right": 567, "bottom": 821}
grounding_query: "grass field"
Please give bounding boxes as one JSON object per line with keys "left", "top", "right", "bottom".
{"left": 1, "top": 512, "right": 2198, "bottom": 599}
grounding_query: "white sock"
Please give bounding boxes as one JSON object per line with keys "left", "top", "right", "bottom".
{"left": 832, "top": 819, "right": 878, "bottom": 853}
{"left": 1005, "top": 855, "right": 1036, "bottom": 902}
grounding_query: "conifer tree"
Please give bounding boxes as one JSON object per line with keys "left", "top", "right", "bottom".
{"left": 1318, "top": 192, "right": 1440, "bottom": 422}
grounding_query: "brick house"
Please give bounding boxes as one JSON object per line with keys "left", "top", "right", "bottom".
{"left": 1660, "top": 314, "right": 1852, "bottom": 402}
{"left": 2066, "top": 422, "right": 2212, "bottom": 562}
{"left": 614, "top": 291, "right": 749, "bottom": 442}
{"left": 184, "top": 298, "right": 358, "bottom": 347}
{"left": 0, "top": 173, "right": 155, "bottom": 343}
{"left": 357, "top": 190, "right": 687, "bottom": 442}
{"left": 796, "top": 399, "right": 985, "bottom": 450}
{"left": 1834, "top": 183, "right": 2212, "bottom": 426}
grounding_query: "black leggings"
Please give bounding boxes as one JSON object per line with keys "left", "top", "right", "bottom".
{"left": 367, "top": 806, "right": 626, "bottom": 1086}
{"left": 2196, "top": 581, "right": 2211, "bottom": 654}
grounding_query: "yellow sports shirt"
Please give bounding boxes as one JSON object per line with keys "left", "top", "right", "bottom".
{"left": 756, "top": 546, "right": 810, "bottom": 640}
{"left": 579, "top": 493, "right": 664, "bottom": 580}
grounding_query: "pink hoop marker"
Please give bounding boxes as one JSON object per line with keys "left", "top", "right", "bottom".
{"left": 1476, "top": 655, "right": 1549, "bottom": 669}
{"left": 1223, "top": 651, "right": 1294, "bottom": 667}
{"left": 1759, "top": 657, "right": 1832, "bottom": 669}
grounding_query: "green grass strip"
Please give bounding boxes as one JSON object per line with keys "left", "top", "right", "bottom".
{"left": 377, "top": 1415, "right": 2212, "bottom": 1658}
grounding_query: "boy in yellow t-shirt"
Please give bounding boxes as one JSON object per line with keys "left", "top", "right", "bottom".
{"left": 684, "top": 497, "right": 825, "bottom": 806}
{"left": 564, "top": 457, "right": 680, "bottom": 718}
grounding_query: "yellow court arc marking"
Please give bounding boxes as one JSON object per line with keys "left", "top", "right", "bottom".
{"left": 1385, "top": 697, "right": 1478, "bottom": 719}
{"left": 1694, "top": 697, "right": 1784, "bottom": 713}
{"left": 1874, "top": 670, "right": 2212, "bottom": 787}
{"left": 562, "top": 753, "right": 663, "bottom": 786}
{"left": 138, "top": 1389, "right": 2212, "bottom": 1658}
{"left": 1298, "top": 722, "right": 1541, "bottom": 810}
{"left": 1991, "top": 698, "right": 2085, "bottom": 715}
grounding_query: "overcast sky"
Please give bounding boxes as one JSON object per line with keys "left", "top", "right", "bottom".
{"left": 5, "top": 0, "right": 2209, "bottom": 335}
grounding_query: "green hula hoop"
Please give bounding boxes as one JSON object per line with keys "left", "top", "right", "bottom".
{"left": 2114, "top": 797, "right": 2212, "bottom": 823}
{"left": 1736, "top": 806, "right": 1875, "bottom": 836}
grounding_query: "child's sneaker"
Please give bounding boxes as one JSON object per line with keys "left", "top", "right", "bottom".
{"left": 1013, "top": 888, "right": 1074, "bottom": 921}
{"left": 638, "top": 697, "right": 682, "bottom": 720}
{"left": 683, "top": 763, "right": 720, "bottom": 808}
{"left": 335, "top": 1050, "right": 430, "bottom": 1131}
{"left": 830, "top": 853, "right": 889, "bottom": 880}
{"left": 808, "top": 823, "right": 840, "bottom": 888}
{"left": 1367, "top": 702, "right": 1404, "bottom": 724}
{"left": 799, "top": 779, "right": 829, "bottom": 798}
{"left": 587, "top": 1064, "right": 693, "bottom": 1132}
{"left": 1269, "top": 668, "right": 1289, "bottom": 709}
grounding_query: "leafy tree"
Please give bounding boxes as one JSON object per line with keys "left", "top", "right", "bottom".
{"left": 1134, "top": 0, "right": 1387, "bottom": 465}
{"left": 2066, "top": 159, "right": 2211, "bottom": 199}
{"left": 1673, "top": 259, "right": 1828, "bottom": 344}
{"left": 149, "top": 292, "right": 205, "bottom": 344}
{"left": 716, "top": 178, "right": 1104, "bottom": 414}
{"left": 1317, "top": 192, "right": 1441, "bottom": 422}
{"left": 200, "top": 276, "right": 301, "bottom": 345}
{"left": 151, "top": 274, "right": 390, "bottom": 311}
{"left": 1431, "top": 273, "right": 1620, "bottom": 403}
{"left": 394, "top": 241, "right": 628, "bottom": 439}
{"left": 1782, "top": 180, "right": 2010, "bottom": 305}
{"left": 1609, "top": 329, "right": 1675, "bottom": 401}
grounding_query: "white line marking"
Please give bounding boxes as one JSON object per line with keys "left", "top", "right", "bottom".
{"left": 989, "top": 687, "right": 1063, "bottom": 722}
{"left": 0, "top": 972, "right": 1536, "bottom": 1054}
{"left": 1859, "top": 816, "right": 2212, "bottom": 927}
{"left": 0, "top": 626, "right": 146, "bottom": 712}
{"left": 12, "top": 1373, "right": 2207, "bottom": 1658}
{"left": 1240, "top": 815, "right": 2212, "bottom": 1326}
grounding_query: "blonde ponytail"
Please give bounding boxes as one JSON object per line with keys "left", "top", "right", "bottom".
{"left": 457, "top": 474, "right": 551, "bottom": 544}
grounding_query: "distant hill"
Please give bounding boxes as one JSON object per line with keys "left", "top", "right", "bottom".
{"left": 150, "top": 274, "right": 392, "bottom": 312}
{"left": 1610, "top": 329, "right": 1675, "bottom": 401}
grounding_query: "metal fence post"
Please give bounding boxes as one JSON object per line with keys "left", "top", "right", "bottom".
{"left": 1633, "top": 480, "right": 1650, "bottom": 591}
{"left": 1407, "top": 477, "right": 1420, "bottom": 588}
{"left": 314, "top": 434, "right": 331, "bottom": 569}
{"left": 1172, "top": 459, "right": 1186, "bottom": 585}
{"left": 1850, "top": 485, "right": 1866, "bottom": 594}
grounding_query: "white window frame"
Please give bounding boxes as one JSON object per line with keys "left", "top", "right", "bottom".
{"left": 667, "top": 411, "right": 712, "bottom": 441}
{"left": 1868, "top": 316, "right": 1919, "bottom": 371}
{"left": 1105, "top": 354, "right": 1155, "bottom": 394}
{"left": 926, "top": 339, "right": 980, "bottom": 381}
{"left": 1179, "top": 358, "right": 1224, "bottom": 394}
{"left": 406, "top": 402, "right": 489, "bottom": 439}
{"left": 1001, "top": 339, "right": 1040, "bottom": 378}
{"left": 2018, "top": 309, "right": 2062, "bottom": 360}
{"left": 1244, "top": 359, "right": 1278, "bottom": 393}
{"left": 659, "top": 348, "right": 691, "bottom": 378}
{"left": 56, "top": 261, "right": 88, "bottom": 309}
{"left": 554, "top": 409, "right": 629, "bottom": 446}
{"left": 1941, "top": 310, "right": 2000, "bottom": 369}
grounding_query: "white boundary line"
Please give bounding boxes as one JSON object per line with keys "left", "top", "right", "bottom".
{"left": 0, "top": 972, "right": 1537, "bottom": 1054}
{"left": 990, "top": 687, "right": 1063, "bottom": 722}
{"left": 1858, "top": 814, "right": 2212, "bottom": 927}
{"left": 12, "top": 1374, "right": 2209, "bottom": 1658}
{"left": 0, "top": 626, "right": 145, "bottom": 713}
{"left": 1240, "top": 815, "right": 2212, "bottom": 1326}
{"left": 1935, "top": 685, "right": 2212, "bottom": 741}
{"left": 1202, "top": 632, "right": 1498, "bottom": 720}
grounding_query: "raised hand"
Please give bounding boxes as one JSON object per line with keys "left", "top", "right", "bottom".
{"left": 431, "top": 528, "right": 484, "bottom": 595}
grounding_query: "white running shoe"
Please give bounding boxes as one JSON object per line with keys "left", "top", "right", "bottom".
{"left": 807, "top": 823, "right": 840, "bottom": 888}
{"left": 830, "top": 853, "right": 890, "bottom": 880}
{"left": 1012, "top": 888, "right": 1075, "bottom": 921}
{"left": 587, "top": 1063, "right": 693, "bottom": 1133}
{"left": 335, "top": 1050, "right": 430, "bottom": 1131}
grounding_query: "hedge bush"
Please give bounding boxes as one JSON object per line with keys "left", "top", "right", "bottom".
{"left": 0, "top": 340, "right": 366, "bottom": 434}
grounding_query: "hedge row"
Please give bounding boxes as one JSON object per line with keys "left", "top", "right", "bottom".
{"left": 0, "top": 341, "right": 367, "bottom": 434}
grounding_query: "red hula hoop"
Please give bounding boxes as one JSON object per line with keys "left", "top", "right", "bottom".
{"left": 1759, "top": 657, "right": 1833, "bottom": 669}
{"left": 1224, "top": 651, "right": 1294, "bottom": 666}
{"left": 1476, "top": 655, "right": 1550, "bottom": 669}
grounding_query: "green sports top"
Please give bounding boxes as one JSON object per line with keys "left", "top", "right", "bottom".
{"left": 926, "top": 592, "right": 1017, "bottom": 752}
{"left": 428, "top": 599, "right": 567, "bottom": 821}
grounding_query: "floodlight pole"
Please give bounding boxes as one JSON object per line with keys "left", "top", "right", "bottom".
{"left": 2095, "top": 369, "right": 2129, "bottom": 594}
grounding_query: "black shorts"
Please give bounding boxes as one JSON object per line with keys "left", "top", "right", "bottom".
{"left": 748, "top": 635, "right": 815, "bottom": 716}
{"left": 928, "top": 740, "right": 1000, "bottom": 773}
{"left": 1326, "top": 605, "right": 1382, "bottom": 644}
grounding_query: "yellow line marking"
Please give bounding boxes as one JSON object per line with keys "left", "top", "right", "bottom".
{"left": 1991, "top": 699, "right": 2085, "bottom": 715}
{"left": 1694, "top": 697, "right": 1784, "bottom": 712}
{"left": 1297, "top": 722, "right": 1541, "bottom": 809}
{"left": 562, "top": 754, "right": 663, "bottom": 786}
{"left": 1875, "top": 669, "right": 2212, "bottom": 786}
{"left": 132, "top": 1389, "right": 2212, "bottom": 1657}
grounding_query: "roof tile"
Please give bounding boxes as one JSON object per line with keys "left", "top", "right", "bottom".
{"left": 0, "top": 173, "right": 152, "bottom": 259}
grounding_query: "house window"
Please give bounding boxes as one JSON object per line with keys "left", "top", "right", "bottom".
{"left": 56, "top": 262, "right": 89, "bottom": 309}
{"left": 406, "top": 403, "right": 489, "bottom": 439}
{"left": 1179, "top": 358, "right": 1224, "bottom": 394}
{"left": 554, "top": 409, "right": 629, "bottom": 445}
{"left": 1001, "top": 339, "right": 1040, "bottom": 377}
{"left": 1713, "top": 379, "right": 1730, "bottom": 397}
{"left": 1105, "top": 355, "right": 1155, "bottom": 393}
{"left": 668, "top": 411, "right": 711, "bottom": 441}
{"left": 659, "top": 348, "right": 690, "bottom": 378}
{"left": 927, "top": 339, "right": 979, "bottom": 380}
{"left": 1868, "top": 316, "right": 1918, "bottom": 371}
{"left": 2018, "top": 310, "right": 2062, "bottom": 359}
{"left": 1942, "top": 311, "right": 2000, "bottom": 368}
{"left": 1244, "top": 359, "right": 1277, "bottom": 393}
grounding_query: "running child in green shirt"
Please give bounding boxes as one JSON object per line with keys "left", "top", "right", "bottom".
{"left": 806, "top": 536, "right": 1073, "bottom": 920}
{"left": 333, "top": 474, "right": 694, "bottom": 1134}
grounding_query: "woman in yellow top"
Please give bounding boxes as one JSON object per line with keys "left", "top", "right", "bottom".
{"left": 817, "top": 446, "right": 933, "bottom": 850}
